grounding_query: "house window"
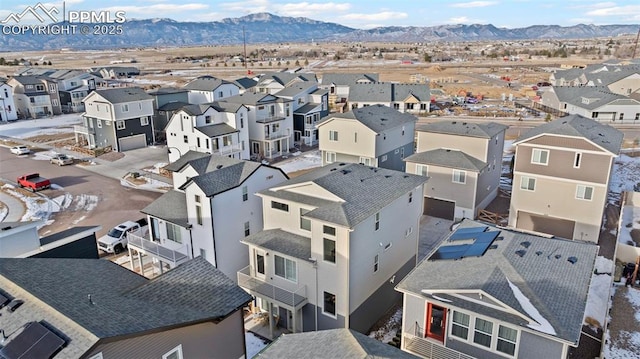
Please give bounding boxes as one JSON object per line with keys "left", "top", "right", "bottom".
{"left": 324, "top": 238, "right": 336, "bottom": 263}
{"left": 323, "top": 291, "right": 336, "bottom": 316}
{"left": 242, "top": 186, "right": 248, "bottom": 201}
{"left": 359, "top": 157, "right": 372, "bottom": 166}
{"left": 271, "top": 201, "right": 289, "bottom": 212}
{"left": 183, "top": 135, "right": 188, "bottom": 144}
{"left": 373, "top": 254, "right": 379, "bottom": 272}
{"left": 409, "top": 192, "right": 413, "bottom": 203}
{"left": 300, "top": 209, "right": 311, "bottom": 231}
{"left": 325, "top": 151, "right": 336, "bottom": 164}
{"left": 452, "top": 170, "right": 466, "bottom": 184}
{"left": 122, "top": 104, "right": 129, "bottom": 112}
{"left": 354, "top": 132, "right": 358, "bottom": 143}
{"left": 374, "top": 212, "right": 380, "bottom": 231}
{"left": 36, "top": 84, "right": 45, "bottom": 91}
{"left": 619, "top": 113, "right": 624, "bottom": 121}
{"left": 205, "top": 138, "right": 210, "bottom": 149}
{"left": 474, "top": 318, "right": 493, "bottom": 348}
{"left": 329, "top": 130, "right": 339, "bottom": 141}
{"left": 520, "top": 176, "right": 536, "bottom": 191}
{"left": 195, "top": 205, "right": 203, "bottom": 225}
{"left": 166, "top": 222, "right": 182, "bottom": 244}
{"left": 381, "top": 155, "right": 388, "bottom": 162}
{"left": 405, "top": 227, "right": 413, "bottom": 237}
{"left": 241, "top": 117, "right": 244, "bottom": 128}
{"left": 162, "top": 344, "right": 183, "bottom": 359}
{"left": 218, "top": 91, "right": 223, "bottom": 98}
{"left": 531, "top": 148, "right": 549, "bottom": 165}
{"left": 274, "top": 255, "right": 297, "bottom": 282}
{"left": 256, "top": 252, "right": 265, "bottom": 275}
{"left": 497, "top": 325, "right": 518, "bottom": 356}
{"left": 197, "top": 137, "right": 201, "bottom": 148}
{"left": 635, "top": 113, "right": 639, "bottom": 120}
{"left": 574, "top": 152, "right": 582, "bottom": 168}
{"left": 393, "top": 103, "right": 400, "bottom": 110}
{"left": 576, "top": 185, "right": 594, "bottom": 200}
{"left": 97, "top": 119, "right": 102, "bottom": 128}
{"left": 451, "top": 311, "right": 470, "bottom": 340}
{"left": 140, "top": 117, "right": 149, "bottom": 126}
{"left": 244, "top": 221, "right": 250, "bottom": 236}
{"left": 323, "top": 225, "right": 336, "bottom": 236}
{"left": 52, "top": 99, "right": 59, "bottom": 107}
{"left": 416, "top": 164, "right": 428, "bottom": 176}
{"left": 205, "top": 115, "right": 211, "bottom": 124}
{"left": 116, "top": 120, "right": 125, "bottom": 130}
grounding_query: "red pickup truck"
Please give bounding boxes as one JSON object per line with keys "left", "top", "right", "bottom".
{"left": 17, "top": 173, "right": 51, "bottom": 192}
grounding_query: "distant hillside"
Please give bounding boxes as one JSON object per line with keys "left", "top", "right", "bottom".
{"left": 0, "top": 12, "right": 637, "bottom": 51}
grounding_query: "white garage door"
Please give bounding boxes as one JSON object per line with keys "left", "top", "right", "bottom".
{"left": 118, "top": 134, "right": 146, "bottom": 151}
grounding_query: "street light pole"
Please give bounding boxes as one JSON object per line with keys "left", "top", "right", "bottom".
{"left": 167, "top": 146, "right": 182, "bottom": 162}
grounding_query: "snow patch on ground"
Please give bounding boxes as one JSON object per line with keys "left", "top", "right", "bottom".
{"left": 1, "top": 186, "right": 60, "bottom": 225}
{"left": 620, "top": 203, "right": 640, "bottom": 245}
{"left": 73, "top": 194, "right": 99, "bottom": 212}
{"left": 144, "top": 162, "right": 168, "bottom": 174}
{"left": 584, "top": 272, "right": 612, "bottom": 328}
{"left": 368, "top": 307, "right": 402, "bottom": 343}
{"left": 609, "top": 155, "right": 640, "bottom": 204}
{"left": 507, "top": 278, "right": 556, "bottom": 335}
{"left": 51, "top": 193, "right": 73, "bottom": 210}
{"left": 0, "top": 113, "right": 81, "bottom": 138}
{"left": 596, "top": 256, "right": 614, "bottom": 274}
{"left": 120, "top": 176, "right": 171, "bottom": 192}
{"left": 245, "top": 332, "right": 268, "bottom": 359}
{"left": 605, "top": 331, "right": 640, "bottom": 359}
{"left": 0, "top": 205, "right": 7, "bottom": 222}
{"left": 626, "top": 287, "right": 640, "bottom": 323}
{"left": 276, "top": 150, "right": 322, "bottom": 174}
{"left": 50, "top": 183, "right": 64, "bottom": 190}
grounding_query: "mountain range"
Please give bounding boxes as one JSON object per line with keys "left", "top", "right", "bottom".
{"left": 1, "top": 12, "right": 638, "bottom": 51}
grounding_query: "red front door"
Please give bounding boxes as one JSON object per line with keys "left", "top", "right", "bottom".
{"left": 426, "top": 303, "right": 447, "bottom": 342}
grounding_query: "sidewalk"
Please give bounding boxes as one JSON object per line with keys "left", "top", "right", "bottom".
{"left": 0, "top": 190, "right": 25, "bottom": 222}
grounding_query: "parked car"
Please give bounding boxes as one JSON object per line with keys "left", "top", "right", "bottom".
{"left": 50, "top": 154, "right": 73, "bottom": 166}
{"left": 17, "top": 173, "right": 51, "bottom": 192}
{"left": 10, "top": 146, "right": 30, "bottom": 155}
{"left": 97, "top": 218, "right": 148, "bottom": 254}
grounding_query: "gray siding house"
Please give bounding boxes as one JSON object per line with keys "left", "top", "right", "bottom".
{"left": 148, "top": 87, "right": 190, "bottom": 141}
{"left": 396, "top": 219, "right": 598, "bottom": 359}
{"left": 0, "top": 257, "right": 252, "bottom": 359}
{"left": 239, "top": 163, "right": 426, "bottom": 338}
{"left": 76, "top": 87, "right": 155, "bottom": 151}
{"left": 347, "top": 83, "right": 431, "bottom": 115}
{"left": 317, "top": 104, "right": 418, "bottom": 172}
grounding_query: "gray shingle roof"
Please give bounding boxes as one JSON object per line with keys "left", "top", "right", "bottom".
{"left": 405, "top": 148, "right": 487, "bottom": 171}
{"left": 347, "top": 83, "right": 430, "bottom": 103}
{"left": 551, "top": 86, "right": 625, "bottom": 110}
{"left": 260, "top": 163, "right": 427, "bottom": 228}
{"left": 196, "top": 123, "right": 239, "bottom": 138}
{"left": 515, "top": 114, "right": 624, "bottom": 154}
{"left": 141, "top": 190, "right": 189, "bottom": 227}
{"left": 320, "top": 73, "right": 379, "bottom": 86}
{"left": 182, "top": 76, "right": 232, "bottom": 91}
{"left": 181, "top": 104, "right": 212, "bottom": 116}
{"left": 164, "top": 150, "right": 210, "bottom": 172}
{"left": 147, "top": 87, "right": 189, "bottom": 95}
{"left": 416, "top": 120, "right": 508, "bottom": 138}
{"left": 0, "top": 257, "right": 250, "bottom": 339}
{"left": 93, "top": 87, "right": 152, "bottom": 104}
{"left": 274, "top": 82, "right": 318, "bottom": 97}
{"left": 241, "top": 228, "right": 311, "bottom": 262}
{"left": 294, "top": 103, "right": 321, "bottom": 114}
{"left": 396, "top": 219, "right": 598, "bottom": 344}
{"left": 257, "top": 328, "right": 419, "bottom": 359}
{"left": 222, "top": 92, "right": 287, "bottom": 106}
{"left": 158, "top": 101, "right": 190, "bottom": 111}
{"left": 256, "top": 72, "right": 317, "bottom": 87}
{"left": 9, "top": 75, "right": 50, "bottom": 86}
{"left": 318, "top": 104, "right": 417, "bottom": 134}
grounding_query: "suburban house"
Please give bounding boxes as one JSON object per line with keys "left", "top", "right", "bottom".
{"left": 395, "top": 219, "right": 598, "bottom": 359}
{"left": 75, "top": 87, "right": 155, "bottom": 151}
{"left": 0, "top": 221, "right": 101, "bottom": 259}
{"left": 347, "top": 83, "right": 431, "bottom": 115}
{"left": 238, "top": 163, "right": 427, "bottom": 338}
{"left": 0, "top": 256, "right": 252, "bottom": 359}
{"left": 93, "top": 66, "right": 140, "bottom": 79}
{"left": 222, "top": 92, "right": 294, "bottom": 159}
{"left": 550, "top": 62, "right": 640, "bottom": 96}
{"left": 319, "top": 73, "right": 378, "bottom": 111}
{"left": 7, "top": 75, "right": 62, "bottom": 118}
{"left": 538, "top": 86, "right": 640, "bottom": 124}
{"left": 405, "top": 120, "right": 508, "bottom": 220}
{"left": 47, "top": 69, "right": 107, "bottom": 113}
{"left": 131, "top": 152, "right": 288, "bottom": 281}
{"left": 257, "top": 328, "right": 419, "bottom": 359}
{"left": 165, "top": 102, "right": 250, "bottom": 162}
{"left": 233, "top": 76, "right": 258, "bottom": 93}
{"left": 147, "top": 87, "right": 190, "bottom": 141}
{"left": 254, "top": 72, "right": 317, "bottom": 94}
{"left": 0, "top": 78, "right": 18, "bottom": 121}
{"left": 274, "top": 82, "right": 329, "bottom": 146}
{"left": 182, "top": 75, "right": 240, "bottom": 104}
{"left": 317, "top": 104, "right": 417, "bottom": 171}
{"left": 509, "top": 114, "right": 623, "bottom": 242}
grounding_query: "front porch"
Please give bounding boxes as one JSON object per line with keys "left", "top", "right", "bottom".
{"left": 126, "top": 231, "right": 191, "bottom": 277}
{"left": 402, "top": 324, "right": 475, "bottom": 359}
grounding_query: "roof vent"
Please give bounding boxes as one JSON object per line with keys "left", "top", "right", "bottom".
{"left": 384, "top": 175, "right": 392, "bottom": 178}
{"left": 7, "top": 299, "right": 24, "bottom": 312}
{"left": 554, "top": 254, "right": 562, "bottom": 259}
{"left": 338, "top": 163, "right": 346, "bottom": 166}
{"left": 535, "top": 251, "right": 543, "bottom": 256}
{"left": 515, "top": 250, "right": 526, "bottom": 257}
{"left": 1, "top": 226, "right": 12, "bottom": 231}
{"left": 462, "top": 122, "right": 467, "bottom": 125}
{"left": 330, "top": 168, "right": 337, "bottom": 171}
{"left": 340, "top": 170, "right": 351, "bottom": 175}
{"left": 567, "top": 256, "right": 578, "bottom": 264}
{"left": 452, "top": 121, "right": 457, "bottom": 124}
{"left": 216, "top": 164, "right": 223, "bottom": 169}
{"left": 403, "top": 175, "right": 409, "bottom": 178}
{"left": 489, "top": 244, "right": 498, "bottom": 250}
{"left": 520, "top": 241, "right": 531, "bottom": 248}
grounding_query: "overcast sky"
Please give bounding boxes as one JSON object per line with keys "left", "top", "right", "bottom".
{"left": 3, "top": 0, "right": 640, "bottom": 28}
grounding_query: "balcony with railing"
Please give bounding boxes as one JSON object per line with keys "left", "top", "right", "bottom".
{"left": 212, "top": 143, "right": 243, "bottom": 156}
{"left": 256, "top": 114, "right": 286, "bottom": 124}
{"left": 127, "top": 231, "right": 190, "bottom": 267}
{"left": 237, "top": 265, "right": 308, "bottom": 310}
{"left": 264, "top": 129, "right": 290, "bottom": 141}
{"left": 402, "top": 323, "right": 475, "bottom": 359}
{"left": 74, "top": 124, "right": 94, "bottom": 135}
